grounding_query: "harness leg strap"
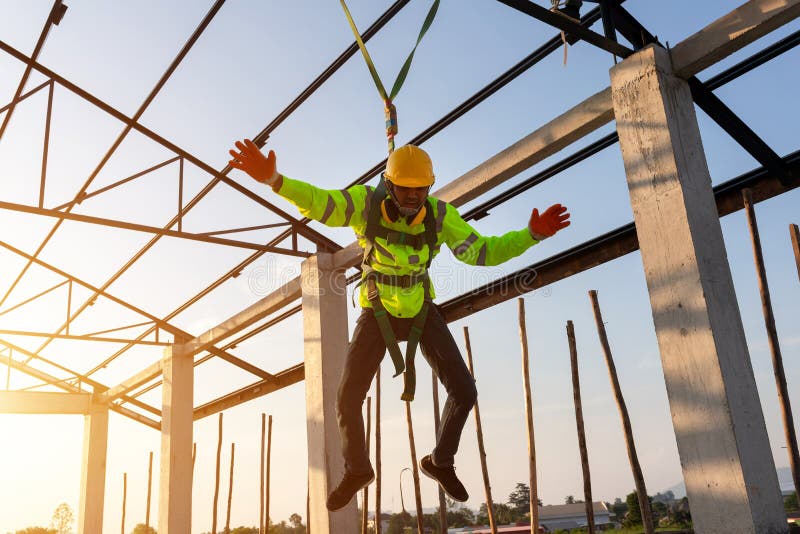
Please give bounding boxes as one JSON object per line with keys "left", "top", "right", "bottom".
{"left": 400, "top": 301, "right": 430, "bottom": 402}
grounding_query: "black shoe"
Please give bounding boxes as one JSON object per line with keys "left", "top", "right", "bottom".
{"left": 420, "top": 455, "right": 468, "bottom": 502}
{"left": 326, "top": 469, "right": 375, "bottom": 511}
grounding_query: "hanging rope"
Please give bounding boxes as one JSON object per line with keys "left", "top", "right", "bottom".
{"left": 550, "top": 0, "right": 581, "bottom": 66}
{"left": 339, "top": 0, "right": 440, "bottom": 154}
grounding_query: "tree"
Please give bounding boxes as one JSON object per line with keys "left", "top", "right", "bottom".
{"left": 508, "top": 482, "right": 542, "bottom": 515}
{"left": 785, "top": 491, "right": 799, "bottom": 512}
{"left": 289, "top": 514, "right": 303, "bottom": 529}
{"left": 132, "top": 524, "right": 157, "bottom": 534}
{"left": 14, "top": 528, "right": 56, "bottom": 534}
{"left": 565, "top": 495, "right": 576, "bottom": 504}
{"left": 441, "top": 499, "right": 474, "bottom": 528}
{"left": 477, "top": 502, "right": 515, "bottom": 525}
{"left": 624, "top": 492, "right": 643, "bottom": 526}
{"left": 50, "top": 503, "right": 73, "bottom": 534}
{"left": 386, "top": 511, "right": 412, "bottom": 534}
{"left": 229, "top": 528, "right": 258, "bottom": 534}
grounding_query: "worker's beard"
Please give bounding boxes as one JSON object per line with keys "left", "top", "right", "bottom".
{"left": 387, "top": 184, "right": 424, "bottom": 217}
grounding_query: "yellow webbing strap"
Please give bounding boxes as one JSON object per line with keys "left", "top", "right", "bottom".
{"left": 339, "top": 0, "right": 440, "bottom": 152}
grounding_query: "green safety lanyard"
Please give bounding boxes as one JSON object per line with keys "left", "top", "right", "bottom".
{"left": 339, "top": 0, "right": 440, "bottom": 152}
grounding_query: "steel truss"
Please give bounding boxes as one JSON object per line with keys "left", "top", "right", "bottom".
{"left": 0, "top": 1, "right": 797, "bottom": 429}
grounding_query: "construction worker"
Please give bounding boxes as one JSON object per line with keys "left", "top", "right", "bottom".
{"left": 229, "top": 139, "right": 570, "bottom": 511}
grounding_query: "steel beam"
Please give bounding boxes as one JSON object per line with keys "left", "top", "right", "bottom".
{"left": 0, "top": 0, "right": 65, "bottom": 141}
{"left": 439, "top": 149, "right": 800, "bottom": 322}
{"left": 0, "top": 199, "right": 308, "bottom": 256}
{"left": 496, "top": 0, "right": 632, "bottom": 57}
{"left": 0, "top": 239, "right": 273, "bottom": 381}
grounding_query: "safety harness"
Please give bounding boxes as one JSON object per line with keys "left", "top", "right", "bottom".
{"left": 360, "top": 179, "right": 437, "bottom": 401}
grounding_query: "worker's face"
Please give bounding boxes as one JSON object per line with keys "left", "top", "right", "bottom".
{"left": 390, "top": 184, "right": 429, "bottom": 211}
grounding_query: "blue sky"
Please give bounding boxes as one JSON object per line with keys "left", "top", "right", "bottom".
{"left": 0, "top": 1, "right": 798, "bottom": 533}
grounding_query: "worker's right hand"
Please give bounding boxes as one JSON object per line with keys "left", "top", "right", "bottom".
{"left": 229, "top": 139, "right": 280, "bottom": 187}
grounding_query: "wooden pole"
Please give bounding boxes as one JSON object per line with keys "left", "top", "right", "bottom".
{"left": 375, "top": 366, "right": 382, "bottom": 534}
{"left": 362, "top": 397, "right": 372, "bottom": 534}
{"left": 226, "top": 442, "right": 235, "bottom": 534}
{"left": 588, "top": 291, "right": 653, "bottom": 534}
{"left": 743, "top": 190, "right": 800, "bottom": 497}
{"left": 791, "top": 224, "right": 800, "bottom": 283}
{"left": 5, "top": 348, "right": 10, "bottom": 390}
{"left": 431, "top": 369, "right": 447, "bottom": 534}
{"left": 405, "top": 401, "right": 424, "bottom": 534}
{"left": 463, "top": 326, "right": 497, "bottom": 534}
{"left": 566, "top": 321, "right": 595, "bottom": 534}
{"left": 212, "top": 412, "right": 223, "bottom": 534}
{"left": 260, "top": 413, "right": 266, "bottom": 534}
{"left": 146, "top": 451, "right": 153, "bottom": 531}
{"left": 266, "top": 414, "right": 273, "bottom": 532}
{"left": 121, "top": 472, "right": 127, "bottom": 534}
{"left": 518, "top": 299, "right": 539, "bottom": 533}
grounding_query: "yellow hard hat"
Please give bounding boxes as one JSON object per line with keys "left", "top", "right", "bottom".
{"left": 384, "top": 145, "right": 435, "bottom": 187}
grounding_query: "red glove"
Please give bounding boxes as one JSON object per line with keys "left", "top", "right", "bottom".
{"left": 529, "top": 204, "right": 570, "bottom": 240}
{"left": 229, "top": 139, "right": 280, "bottom": 186}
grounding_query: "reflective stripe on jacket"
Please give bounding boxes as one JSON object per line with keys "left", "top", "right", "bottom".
{"left": 276, "top": 176, "right": 539, "bottom": 318}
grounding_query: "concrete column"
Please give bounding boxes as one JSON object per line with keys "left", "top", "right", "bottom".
{"left": 610, "top": 44, "right": 786, "bottom": 534}
{"left": 301, "top": 253, "right": 359, "bottom": 533}
{"left": 78, "top": 394, "right": 109, "bottom": 534}
{"left": 158, "top": 339, "right": 194, "bottom": 534}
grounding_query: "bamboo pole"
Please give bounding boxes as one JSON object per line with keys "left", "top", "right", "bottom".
{"left": 121, "top": 472, "right": 127, "bottom": 534}
{"left": 566, "top": 321, "right": 595, "bottom": 534}
{"left": 791, "top": 224, "right": 800, "bottom": 283}
{"left": 212, "top": 412, "right": 223, "bottom": 534}
{"left": 743, "top": 190, "right": 800, "bottom": 497}
{"left": 192, "top": 442, "right": 197, "bottom": 472}
{"left": 260, "top": 413, "right": 266, "bottom": 534}
{"left": 517, "top": 299, "right": 539, "bottom": 533}
{"left": 464, "top": 326, "right": 497, "bottom": 534}
{"left": 226, "top": 442, "right": 235, "bottom": 534}
{"left": 145, "top": 451, "right": 153, "bottom": 531}
{"left": 431, "top": 369, "right": 447, "bottom": 534}
{"left": 375, "top": 366, "right": 382, "bottom": 534}
{"left": 266, "top": 414, "right": 273, "bottom": 531}
{"left": 588, "top": 290, "right": 653, "bottom": 534}
{"left": 405, "top": 401, "right": 424, "bottom": 534}
{"left": 362, "top": 397, "right": 372, "bottom": 534}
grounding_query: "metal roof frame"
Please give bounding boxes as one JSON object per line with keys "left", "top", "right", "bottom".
{"left": 0, "top": 0, "right": 797, "bottom": 429}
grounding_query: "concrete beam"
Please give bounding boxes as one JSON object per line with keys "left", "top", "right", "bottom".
{"left": 611, "top": 44, "right": 786, "bottom": 534}
{"left": 181, "top": 276, "right": 302, "bottom": 358}
{"left": 0, "top": 390, "right": 92, "bottom": 414}
{"left": 2, "top": 352, "right": 160, "bottom": 430}
{"left": 671, "top": 0, "right": 800, "bottom": 79}
{"left": 302, "top": 254, "right": 359, "bottom": 533}
{"left": 101, "top": 359, "right": 163, "bottom": 403}
{"left": 158, "top": 341, "right": 194, "bottom": 534}
{"left": 193, "top": 363, "right": 304, "bottom": 421}
{"left": 78, "top": 395, "right": 109, "bottom": 534}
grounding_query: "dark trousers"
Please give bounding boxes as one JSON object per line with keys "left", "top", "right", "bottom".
{"left": 336, "top": 304, "right": 478, "bottom": 474}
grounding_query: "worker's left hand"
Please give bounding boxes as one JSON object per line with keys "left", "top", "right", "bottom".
{"left": 529, "top": 204, "right": 570, "bottom": 240}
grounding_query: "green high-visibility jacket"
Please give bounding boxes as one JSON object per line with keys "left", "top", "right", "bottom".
{"left": 276, "top": 176, "right": 540, "bottom": 318}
